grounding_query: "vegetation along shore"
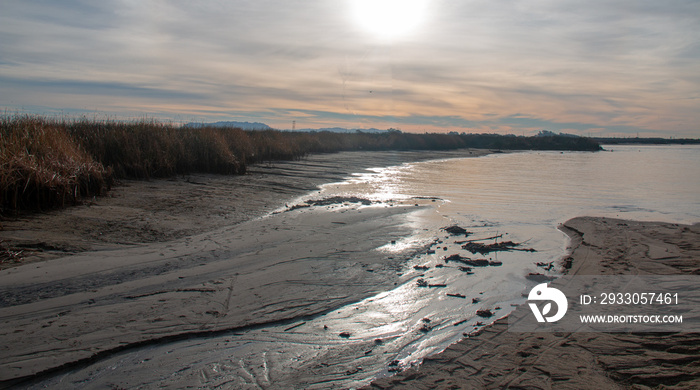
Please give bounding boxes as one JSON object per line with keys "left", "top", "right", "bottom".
{"left": 1, "top": 115, "right": 601, "bottom": 216}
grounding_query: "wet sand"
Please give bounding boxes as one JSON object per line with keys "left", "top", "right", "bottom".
{"left": 367, "top": 217, "right": 700, "bottom": 389}
{"left": 2, "top": 149, "right": 698, "bottom": 389}
{"left": 0, "top": 149, "right": 489, "bottom": 386}
{"left": 0, "top": 149, "right": 488, "bottom": 268}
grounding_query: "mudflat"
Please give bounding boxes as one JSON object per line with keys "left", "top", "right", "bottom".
{"left": 367, "top": 217, "right": 700, "bottom": 389}
{"left": 0, "top": 149, "right": 489, "bottom": 385}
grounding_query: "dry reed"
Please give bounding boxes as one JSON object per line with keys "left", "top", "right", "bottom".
{"left": 1, "top": 115, "right": 601, "bottom": 216}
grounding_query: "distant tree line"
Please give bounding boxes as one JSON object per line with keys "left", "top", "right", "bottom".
{"left": 1, "top": 115, "right": 601, "bottom": 215}
{"left": 593, "top": 137, "right": 700, "bottom": 145}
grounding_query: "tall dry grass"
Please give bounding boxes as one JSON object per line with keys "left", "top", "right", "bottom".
{"left": 1, "top": 115, "right": 601, "bottom": 216}
{"left": 1, "top": 115, "right": 110, "bottom": 213}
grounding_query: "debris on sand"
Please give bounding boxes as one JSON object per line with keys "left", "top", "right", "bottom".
{"left": 444, "top": 254, "right": 496, "bottom": 267}
{"left": 419, "top": 318, "right": 432, "bottom": 332}
{"left": 447, "top": 293, "right": 466, "bottom": 298}
{"left": 416, "top": 278, "right": 429, "bottom": 287}
{"left": 339, "top": 331, "right": 352, "bottom": 338}
{"left": 442, "top": 225, "right": 471, "bottom": 236}
{"left": 444, "top": 254, "right": 469, "bottom": 263}
{"left": 536, "top": 261, "right": 554, "bottom": 271}
{"left": 283, "top": 322, "right": 305, "bottom": 332}
{"left": 462, "top": 240, "right": 536, "bottom": 255}
{"left": 288, "top": 196, "right": 373, "bottom": 211}
{"left": 413, "top": 265, "right": 430, "bottom": 271}
{"left": 428, "top": 283, "right": 447, "bottom": 288}
{"left": 526, "top": 273, "right": 557, "bottom": 282}
{"left": 464, "top": 259, "right": 490, "bottom": 267}
{"left": 476, "top": 309, "right": 494, "bottom": 318}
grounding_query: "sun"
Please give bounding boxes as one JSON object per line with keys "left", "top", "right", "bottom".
{"left": 350, "top": 0, "right": 429, "bottom": 41}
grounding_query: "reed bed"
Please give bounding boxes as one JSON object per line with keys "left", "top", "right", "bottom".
{"left": 1, "top": 115, "right": 600, "bottom": 216}
{"left": 1, "top": 116, "right": 110, "bottom": 214}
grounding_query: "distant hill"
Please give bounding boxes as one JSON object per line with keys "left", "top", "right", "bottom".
{"left": 184, "top": 121, "right": 273, "bottom": 130}
{"left": 299, "top": 127, "right": 389, "bottom": 134}
{"left": 183, "top": 121, "right": 393, "bottom": 133}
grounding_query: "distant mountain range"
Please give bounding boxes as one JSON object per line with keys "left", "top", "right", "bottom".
{"left": 184, "top": 121, "right": 390, "bottom": 133}
{"left": 297, "top": 127, "right": 389, "bottom": 133}
{"left": 184, "top": 121, "right": 273, "bottom": 130}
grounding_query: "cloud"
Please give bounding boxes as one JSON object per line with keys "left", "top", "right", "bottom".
{"left": 0, "top": 0, "right": 698, "bottom": 137}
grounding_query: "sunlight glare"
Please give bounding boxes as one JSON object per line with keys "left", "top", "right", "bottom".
{"left": 350, "top": 0, "right": 428, "bottom": 40}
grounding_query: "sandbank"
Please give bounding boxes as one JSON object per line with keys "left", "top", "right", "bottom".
{"left": 367, "top": 217, "right": 700, "bottom": 389}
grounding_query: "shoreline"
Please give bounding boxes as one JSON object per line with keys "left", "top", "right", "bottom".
{"left": 367, "top": 216, "right": 700, "bottom": 389}
{"left": 1, "top": 149, "right": 698, "bottom": 388}
{"left": 0, "top": 149, "right": 490, "bottom": 269}
{"left": 0, "top": 149, "right": 490, "bottom": 385}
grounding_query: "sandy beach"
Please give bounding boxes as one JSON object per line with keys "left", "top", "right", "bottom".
{"left": 1, "top": 149, "right": 698, "bottom": 389}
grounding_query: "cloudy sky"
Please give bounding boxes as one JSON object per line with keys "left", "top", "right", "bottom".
{"left": 1, "top": 0, "right": 698, "bottom": 136}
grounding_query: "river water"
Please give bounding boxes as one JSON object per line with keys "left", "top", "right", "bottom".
{"left": 31, "top": 145, "right": 700, "bottom": 389}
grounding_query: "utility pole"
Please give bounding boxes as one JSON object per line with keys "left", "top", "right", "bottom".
{"left": 292, "top": 120, "right": 296, "bottom": 131}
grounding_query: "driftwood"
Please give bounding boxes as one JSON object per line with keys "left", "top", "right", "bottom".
{"left": 446, "top": 254, "right": 499, "bottom": 268}
{"left": 444, "top": 254, "right": 468, "bottom": 263}
{"left": 446, "top": 293, "right": 466, "bottom": 298}
{"left": 284, "top": 322, "right": 306, "bottom": 332}
{"left": 455, "top": 234, "right": 504, "bottom": 244}
{"left": 462, "top": 240, "right": 536, "bottom": 255}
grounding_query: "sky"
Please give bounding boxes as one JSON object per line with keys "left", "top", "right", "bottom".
{"left": 1, "top": 0, "right": 699, "bottom": 137}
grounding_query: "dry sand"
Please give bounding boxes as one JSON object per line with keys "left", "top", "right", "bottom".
{"left": 367, "top": 217, "right": 700, "bottom": 389}
{"left": 0, "top": 149, "right": 489, "bottom": 386}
